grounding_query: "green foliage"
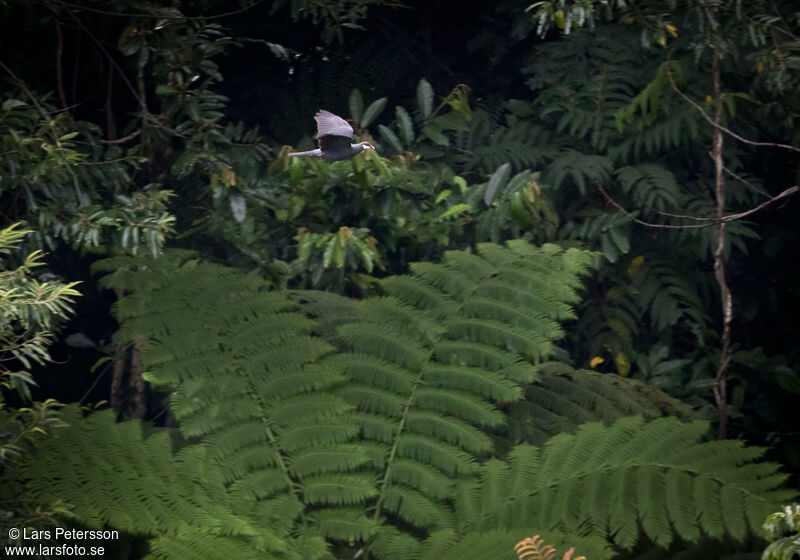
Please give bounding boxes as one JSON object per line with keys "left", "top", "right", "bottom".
{"left": 271, "top": 0, "right": 393, "bottom": 43}
{"left": 14, "top": 242, "right": 791, "bottom": 560}
{"left": 504, "top": 361, "right": 697, "bottom": 447}
{"left": 615, "top": 62, "right": 685, "bottom": 131}
{"left": 0, "top": 95, "right": 174, "bottom": 255}
{"left": 0, "top": 224, "right": 78, "bottom": 546}
{"left": 0, "top": 224, "right": 80, "bottom": 401}
{"left": 24, "top": 407, "right": 328, "bottom": 560}
{"left": 762, "top": 504, "right": 800, "bottom": 560}
{"left": 94, "top": 243, "right": 589, "bottom": 551}
{"left": 2, "top": 3, "right": 799, "bottom": 560}
{"left": 294, "top": 226, "right": 383, "bottom": 288}
{"left": 460, "top": 416, "right": 794, "bottom": 549}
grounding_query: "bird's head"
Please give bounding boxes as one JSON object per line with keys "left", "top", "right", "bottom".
{"left": 359, "top": 141, "right": 376, "bottom": 151}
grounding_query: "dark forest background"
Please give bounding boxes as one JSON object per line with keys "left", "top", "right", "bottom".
{"left": 2, "top": 1, "right": 800, "bottom": 559}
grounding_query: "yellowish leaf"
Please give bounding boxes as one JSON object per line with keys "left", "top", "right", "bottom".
{"left": 665, "top": 24, "right": 678, "bottom": 37}
{"left": 589, "top": 356, "right": 605, "bottom": 368}
{"left": 615, "top": 352, "right": 631, "bottom": 377}
{"left": 526, "top": 180, "right": 540, "bottom": 203}
{"left": 220, "top": 165, "right": 236, "bottom": 187}
{"left": 554, "top": 9, "right": 565, "bottom": 29}
{"left": 627, "top": 255, "right": 645, "bottom": 277}
{"left": 337, "top": 226, "right": 353, "bottom": 247}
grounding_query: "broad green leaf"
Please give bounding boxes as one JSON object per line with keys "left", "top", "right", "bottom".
{"left": 396, "top": 106, "right": 415, "bottom": 144}
{"left": 417, "top": 79, "right": 434, "bottom": 120}
{"left": 298, "top": 236, "right": 311, "bottom": 261}
{"left": 334, "top": 242, "right": 346, "bottom": 268}
{"left": 323, "top": 237, "right": 336, "bottom": 268}
{"left": 440, "top": 203, "right": 471, "bottom": 218}
{"left": 608, "top": 226, "right": 630, "bottom": 254}
{"left": 379, "top": 125, "right": 403, "bottom": 153}
{"left": 2, "top": 99, "right": 27, "bottom": 111}
{"left": 349, "top": 89, "right": 365, "bottom": 123}
{"left": 422, "top": 126, "right": 449, "bottom": 146}
{"left": 290, "top": 159, "right": 304, "bottom": 184}
{"left": 230, "top": 194, "right": 246, "bottom": 224}
{"left": 484, "top": 163, "right": 511, "bottom": 206}
{"left": 361, "top": 97, "right": 387, "bottom": 128}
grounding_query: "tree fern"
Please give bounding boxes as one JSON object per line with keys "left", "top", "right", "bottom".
{"left": 18, "top": 244, "right": 793, "bottom": 560}
{"left": 91, "top": 242, "right": 589, "bottom": 556}
{"left": 97, "top": 252, "right": 369, "bottom": 541}
{"left": 504, "top": 361, "right": 697, "bottom": 446}
{"left": 293, "top": 241, "right": 592, "bottom": 551}
{"left": 456, "top": 416, "right": 795, "bottom": 549}
{"left": 23, "top": 407, "right": 322, "bottom": 560}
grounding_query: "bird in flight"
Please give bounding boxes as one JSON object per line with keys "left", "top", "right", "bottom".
{"left": 288, "top": 110, "right": 375, "bottom": 162}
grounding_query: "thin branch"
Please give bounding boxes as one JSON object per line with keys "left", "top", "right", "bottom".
{"left": 55, "top": 22, "right": 69, "bottom": 111}
{"left": 666, "top": 66, "right": 800, "bottom": 154}
{"left": 717, "top": 185, "right": 798, "bottom": 220}
{"left": 98, "top": 129, "right": 141, "bottom": 144}
{"left": 652, "top": 208, "right": 716, "bottom": 222}
{"left": 54, "top": 0, "right": 148, "bottom": 113}
{"left": 105, "top": 63, "right": 116, "bottom": 139}
{"left": 43, "top": 0, "right": 268, "bottom": 21}
{"left": 723, "top": 164, "right": 770, "bottom": 198}
{"left": 598, "top": 184, "right": 798, "bottom": 229}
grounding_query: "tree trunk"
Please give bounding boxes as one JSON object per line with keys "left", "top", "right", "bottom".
{"left": 711, "top": 52, "right": 732, "bottom": 439}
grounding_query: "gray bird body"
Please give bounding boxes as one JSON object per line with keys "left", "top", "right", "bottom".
{"left": 288, "top": 110, "right": 374, "bottom": 162}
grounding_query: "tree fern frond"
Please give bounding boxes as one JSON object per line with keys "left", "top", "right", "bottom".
{"left": 336, "top": 384, "right": 406, "bottom": 417}
{"left": 506, "top": 363, "right": 696, "bottom": 446}
{"left": 615, "top": 164, "right": 682, "bottom": 213}
{"left": 306, "top": 509, "right": 379, "bottom": 541}
{"left": 404, "top": 411, "right": 494, "bottom": 453}
{"left": 23, "top": 407, "right": 318, "bottom": 559}
{"left": 389, "top": 459, "right": 455, "bottom": 499}
{"left": 303, "top": 474, "right": 379, "bottom": 506}
{"left": 395, "top": 434, "right": 479, "bottom": 477}
{"left": 544, "top": 150, "right": 613, "bottom": 194}
{"left": 30, "top": 243, "right": 787, "bottom": 560}
{"left": 458, "top": 417, "right": 793, "bottom": 549}
{"left": 423, "top": 363, "right": 523, "bottom": 402}
{"left": 381, "top": 486, "right": 454, "bottom": 529}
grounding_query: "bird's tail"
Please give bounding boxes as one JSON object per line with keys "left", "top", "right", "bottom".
{"left": 287, "top": 149, "right": 321, "bottom": 158}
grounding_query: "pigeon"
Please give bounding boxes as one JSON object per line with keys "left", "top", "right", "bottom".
{"left": 288, "top": 110, "right": 375, "bottom": 162}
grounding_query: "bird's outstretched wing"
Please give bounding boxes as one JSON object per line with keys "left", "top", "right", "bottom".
{"left": 314, "top": 110, "right": 354, "bottom": 151}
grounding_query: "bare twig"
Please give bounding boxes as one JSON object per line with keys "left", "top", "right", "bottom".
{"left": 54, "top": 0, "right": 148, "bottom": 113}
{"left": 723, "top": 164, "right": 770, "bottom": 198}
{"left": 597, "top": 184, "right": 798, "bottom": 228}
{"left": 42, "top": 0, "right": 269, "bottom": 21}
{"left": 105, "top": 64, "right": 116, "bottom": 139}
{"left": 716, "top": 185, "right": 797, "bottom": 220}
{"left": 666, "top": 66, "right": 800, "bottom": 154}
{"left": 99, "top": 129, "right": 141, "bottom": 144}
{"left": 55, "top": 23, "right": 69, "bottom": 111}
